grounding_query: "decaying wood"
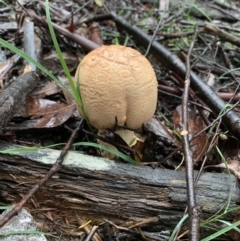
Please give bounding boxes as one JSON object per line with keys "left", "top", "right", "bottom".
{"left": 0, "top": 141, "right": 239, "bottom": 237}
{"left": 0, "top": 72, "right": 38, "bottom": 131}
{"left": 0, "top": 21, "right": 39, "bottom": 132}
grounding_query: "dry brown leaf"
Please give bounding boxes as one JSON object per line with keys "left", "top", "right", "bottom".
{"left": 205, "top": 160, "right": 240, "bottom": 179}
{"left": 0, "top": 59, "right": 11, "bottom": 88}
{"left": 0, "top": 59, "right": 10, "bottom": 77}
{"left": 173, "top": 105, "right": 207, "bottom": 162}
{"left": 89, "top": 23, "right": 102, "bottom": 46}
{"left": 145, "top": 117, "right": 180, "bottom": 147}
{"left": 24, "top": 96, "right": 75, "bottom": 128}
{"left": 57, "top": 75, "right": 75, "bottom": 105}
{"left": 228, "top": 211, "right": 240, "bottom": 241}
{"left": 97, "top": 130, "right": 118, "bottom": 160}
{"left": 42, "top": 51, "right": 78, "bottom": 75}
{"left": 31, "top": 81, "right": 60, "bottom": 97}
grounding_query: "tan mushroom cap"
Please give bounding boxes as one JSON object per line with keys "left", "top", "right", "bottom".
{"left": 74, "top": 45, "right": 158, "bottom": 130}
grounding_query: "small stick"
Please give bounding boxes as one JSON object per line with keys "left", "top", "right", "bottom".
{"left": 24, "top": 9, "right": 99, "bottom": 51}
{"left": 84, "top": 226, "right": 99, "bottom": 241}
{"left": 180, "top": 25, "right": 200, "bottom": 241}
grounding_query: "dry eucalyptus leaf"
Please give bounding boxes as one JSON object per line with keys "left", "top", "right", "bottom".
{"left": 89, "top": 22, "right": 102, "bottom": 46}
{"left": 97, "top": 130, "right": 117, "bottom": 160}
{"left": 173, "top": 105, "right": 207, "bottom": 162}
{"left": 145, "top": 117, "right": 179, "bottom": 147}
{"left": 24, "top": 96, "right": 75, "bottom": 128}
{"left": 31, "top": 81, "right": 60, "bottom": 97}
{"left": 42, "top": 51, "right": 78, "bottom": 75}
{"left": 228, "top": 212, "right": 240, "bottom": 241}
{"left": 205, "top": 160, "right": 240, "bottom": 179}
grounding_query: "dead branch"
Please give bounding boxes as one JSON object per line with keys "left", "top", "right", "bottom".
{"left": 0, "top": 141, "right": 239, "bottom": 238}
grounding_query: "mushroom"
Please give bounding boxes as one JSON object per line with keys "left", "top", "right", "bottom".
{"left": 74, "top": 45, "right": 158, "bottom": 130}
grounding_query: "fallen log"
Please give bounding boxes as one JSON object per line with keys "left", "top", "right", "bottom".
{"left": 0, "top": 141, "right": 239, "bottom": 239}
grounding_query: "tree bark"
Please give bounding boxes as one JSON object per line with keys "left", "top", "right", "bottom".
{"left": 0, "top": 141, "right": 239, "bottom": 238}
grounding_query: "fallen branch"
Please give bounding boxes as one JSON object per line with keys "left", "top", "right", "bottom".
{"left": 0, "top": 21, "right": 40, "bottom": 132}
{"left": 0, "top": 71, "right": 37, "bottom": 131}
{"left": 0, "top": 141, "right": 239, "bottom": 239}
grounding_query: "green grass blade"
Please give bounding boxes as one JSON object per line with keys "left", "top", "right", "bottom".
{"left": 217, "top": 67, "right": 240, "bottom": 81}
{"left": 74, "top": 142, "right": 137, "bottom": 164}
{"left": 0, "top": 230, "right": 57, "bottom": 238}
{"left": 218, "top": 220, "right": 240, "bottom": 232}
{"left": 0, "top": 206, "right": 12, "bottom": 210}
{"left": 45, "top": 0, "right": 82, "bottom": 107}
{"left": 0, "top": 142, "right": 137, "bottom": 164}
{"left": 201, "top": 206, "right": 240, "bottom": 227}
{"left": 0, "top": 0, "right": 7, "bottom": 6}
{"left": 201, "top": 219, "right": 240, "bottom": 241}
{"left": 0, "top": 39, "right": 73, "bottom": 97}
{"left": 216, "top": 146, "right": 232, "bottom": 213}
{"left": 0, "top": 143, "right": 66, "bottom": 154}
{"left": 169, "top": 214, "right": 188, "bottom": 241}
{"left": 45, "top": 0, "right": 94, "bottom": 132}
{"left": 192, "top": 5, "right": 212, "bottom": 22}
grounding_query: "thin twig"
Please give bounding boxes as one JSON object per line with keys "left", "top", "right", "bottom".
{"left": 84, "top": 226, "right": 99, "bottom": 241}
{"left": 144, "top": 13, "right": 164, "bottom": 57}
{"left": 195, "top": 121, "right": 222, "bottom": 185}
{"left": 181, "top": 25, "right": 200, "bottom": 241}
{"left": 192, "top": 100, "right": 240, "bottom": 141}
{"left": 24, "top": 9, "right": 99, "bottom": 51}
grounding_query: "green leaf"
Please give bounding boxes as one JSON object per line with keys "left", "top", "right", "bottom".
{"left": 0, "top": 38, "right": 72, "bottom": 97}
{"left": 0, "top": 144, "right": 65, "bottom": 154}
{"left": 169, "top": 214, "right": 188, "bottom": 241}
{"left": 0, "top": 230, "right": 57, "bottom": 238}
{"left": 74, "top": 142, "right": 138, "bottom": 164}
{"left": 201, "top": 219, "right": 240, "bottom": 241}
